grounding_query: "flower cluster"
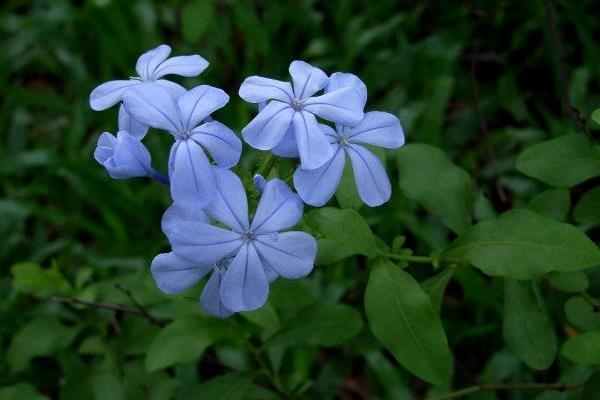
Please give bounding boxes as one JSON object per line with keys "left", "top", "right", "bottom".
{"left": 90, "top": 45, "right": 404, "bottom": 317}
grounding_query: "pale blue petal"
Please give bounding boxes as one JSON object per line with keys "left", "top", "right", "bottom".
{"left": 177, "top": 85, "right": 229, "bottom": 130}
{"left": 253, "top": 232, "right": 316, "bottom": 279}
{"left": 326, "top": 72, "right": 367, "bottom": 109}
{"left": 289, "top": 60, "right": 328, "bottom": 99}
{"left": 251, "top": 178, "right": 303, "bottom": 234}
{"left": 219, "top": 244, "right": 269, "bottom": 312}
{"left": 302, "top": 87, "right": 365, "bottom": 126}
{"left": 169, "top": 139, "right": 215, "bottom": 208}
{"left": 152, "top": 55, "right": 209, "bottom": 79}
{"left": 263, "top": 261, "right": 279, "bottom": 283}
{"left": 170, "top": 222, "right": 243, "bottom": 264}
{"left": 320, "top": 123, "right": 340, "bottom": 143}
{"left": 206, "top": 168, "right": 249, "bottom": 232}
{"left": 155, "top": 80, "right": 187, "bottom": 97}
{"left": 151, "top": 252, "right": 211, "bottom": 294}
{"left": 135, "top": 44, "right": 172, "bottom": 80}
{"left": 93, "top": 132, "right": 116, "bottom": 164}
{"left": 112, "top": 130, "right": 152, "bottom": 175}
{"left": 241, "top": 101, "right": 294, "bottom": 150}
{"left": 122, "top": 83, "right": 182, "bottom": 132}
{"left": 347, "top": 111, "right": 404, "bottom": 148}
{"left": 118, "top": 104, "right": 148, "bottom": 139}
{"left": 161, "top": 202, "right": 208, "bottom": 237}
{"left": 239, "top": 76, "right": 294, "bottom": 103}
{"left": 293, "top": 111, "right": 334, "bottom": 170}
{"left": 89, "top": 80, "right": 137, "bottom": 111}
{"left": 191, "top": 121, "right": 241, "bottom": 168}
{"left": 347, "top": 144, "right": 391, "bottom": 207}
{"left": 271, "top": 125, "right": 298, "bottom": 157}
{"left": 293, "top": 146, "right": 345, "bottom": 206}
{"left": 201, "top": 271, "right": 234, "bottom": 318}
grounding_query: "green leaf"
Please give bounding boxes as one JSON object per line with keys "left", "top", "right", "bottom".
{"left": 546, "top": 271, "right": 589, "bottom": 293}
{"left": 583, "top": 370, "right": 600, "bottom": 400}
{"left": 421, "top": 269, "right": 454, "bottom": 314}
{"left": 364, "top": 259, "right": 450, "bottom": 384}
{"left": 561, "top": 331, "right": 600, "bottom": 365}
{"left": 564, "top": 296, "right": 600, "bottom": 332}
{"left": 443, "top": 209, "right": 600, "bottom": 280}
{"left": 145, "top": 318, "right": 229, "bottom": 372}
{"left": 305, "top": 207, "right": 376, "bottom": 263}
{"left": 503, "top": 280, "right": 557, "bottom": 370}
{"left": 93, "top": 373, "right": 124, "bottom": 400}
{"left": 7, "top": 316, "right": 79, "bottom": 372}
{"left": 0, "top": 383, "right": 50, "bottom": 400}
{"left": 11, "top": 262, "right": 72, "bottom": 298}
{"left": 241, "top": 302, "right": 280, "bottom": 330}
{"left": 574, "top": 186, "right": 600, "bottom": 224}
{"left": 198, "top": 372, "right": 280, "bottom": 400}
{"left": 397, "top": 144, "right": 471, "bottom": 234}
{"left": 592, "top": 109, "right": 600, "bottom": 126}
{"left": 516, "top": 134, "right": 600, "bottom": 187}
{"left": 266, "top": 303, "right": 363, "bottom": 348}
{"left": 335, "top": 161, "right": 362, "bottom": 210}
{"left": 528, "top": 189, "right": 570, "bottom": 222}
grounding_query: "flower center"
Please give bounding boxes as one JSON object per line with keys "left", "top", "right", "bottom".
{"left": 338, "top": 134, "right": 350, "bottom": 147}
{"left": 291, "top": 97, "right": 304, "bottom": 111}
{"left": 175, "top": 129, "right": 192, "bottom": 140}
{"left": 242, "top": 230, "right": 255, "bottom": 242}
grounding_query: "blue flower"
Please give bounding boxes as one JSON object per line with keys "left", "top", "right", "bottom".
{"left": 122, "top": 84, "right": 241, "bottom": 207}
{"left": 239, "top": 61, "right": 365, "bottom": 170}
{"left": 153, "top": 169, "right": 317, "bottom": 315}
{"left": 93, "top": 130, "right": 168, "bottom": 184}
{"left": 90, "top": 44, "right": 209, "bottom": 138}
{"left": 293, "top": 111, "right": 404, "bottom": 207}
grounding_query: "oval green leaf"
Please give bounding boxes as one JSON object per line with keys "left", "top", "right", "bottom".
{"left": 561, "top": 331, "right": 600, "bottom": 365}
{"left": 365, "top": 259, "right": 450, "bottom": 384}
{"left": 397, "top": 144, "right": 472, "bottom": 234}
{"left": 503, "top": 280, "right": 557, "bottom": 370}
{"left": 516, "top": 134, "right": 600, "bottom": 187}
{"left": 443, "top": 209, "right": 600, "bottom": 280}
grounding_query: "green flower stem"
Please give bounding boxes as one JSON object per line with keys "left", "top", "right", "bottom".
{"left": 256, "top": 152, "right": 277, "bottom": 178}
{"left": 580, "top": 290, "right": 600, "bottom": 309}
{"left": 376, "top": 250, "right": 436, "bottom": 264}
{"left": 429, "top": 381, "right": 583, "bottom": 400}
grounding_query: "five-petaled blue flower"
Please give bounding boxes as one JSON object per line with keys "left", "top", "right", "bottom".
{"left": 89, "top": 44, "right": 209, "bottom": 138}
{"left": 152, "top": 169, "right": 317, "bottom": 316}
{"left": 293, "top": 73, "right": 404, "bottom": 207}
{"left": 122, "top": 84, "right": 242, "bottom": 207}
{"left": 239, "top": 61, "right": 365, "bottom": 170}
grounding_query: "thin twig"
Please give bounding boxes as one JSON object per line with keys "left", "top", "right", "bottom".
{"left": 543, "top": 0, "right": 593, "bottom": 140}
{"left": 114, "top": 283, "right": 167, "bottom": 326}
{"left": 430, "top": 381, "right": 583, "bottom": 400}
{"left": 51, "top": 295, "right": 169, "bottom": 326}
{"left": 256, "top": 152, "right": 276, "bottom": 178}
{"left": 376, "top": 250, "right": 436, "bottom": 264}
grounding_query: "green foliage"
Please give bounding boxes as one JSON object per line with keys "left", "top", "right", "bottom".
{"left": 365, "top": 259, "right": 450, "bottom": 384}
{"left": 503, "top": 280, "right": 557, "bottom": 370}
{"left": 2, "top": 0, "right": 600, "bottom": 398}
{"left": 516, "top": 134, "right": 600, "bottom": 187}
{"left": 561, "top": 332, "right": 600, "bottom": 365}
{"left": 396, "top": 143, "right": 472, "bottom": 234}
{"left": 304, "top": 207, "right": 376, "bottom": 264}
{"left": 266, "top": 303, "right": 363, "bottom": 348}
{"left": 443, "top": 209, "right": 600, "bottom": 279}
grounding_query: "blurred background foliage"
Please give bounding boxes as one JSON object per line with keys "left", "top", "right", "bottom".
{"left": 1, "top": 0, "right": 599, "bottom": 399}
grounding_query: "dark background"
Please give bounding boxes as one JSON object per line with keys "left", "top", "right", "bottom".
{"left": 1, "top": 0, "right": 599, "bottom": 399}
